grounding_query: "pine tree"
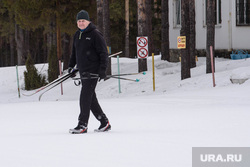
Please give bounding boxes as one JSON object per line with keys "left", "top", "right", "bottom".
{"left": 24, "top": 54, "right": 46, "bottom": 90}
{"left": 103, "top": 0, "right": 112, "bottom": 76}
{"left": 206, "top": 0, "right": 215, "bottom": 73}
{"left": 97, "top": 0, "right": 104, "bottom": 33}
{"left": 189, "top": 0, "right": 196, "bottom": 68}
{"left": 125, "top": 0, "right": 130, "bottom": 58}
{"left": 137, "top": 0, "right": 148, "bottom": 72}
{"left": 180, "top": 0, "right": 191, "bottom": 80}
{"left": 161, "top": 0, "right": 170, "bottom": 61}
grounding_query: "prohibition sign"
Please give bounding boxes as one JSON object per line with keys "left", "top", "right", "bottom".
{"left": 137, "top": 37, "right": 148, "bottom": 47}
{"left": 138, "top": 48, "right": 148, "bottom": 58}
{"left": 178, "top": 38, "right": 181, "bottom": 43}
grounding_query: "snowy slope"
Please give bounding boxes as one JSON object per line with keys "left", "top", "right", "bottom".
{"left": 0, "top": 55, "right": 250, "bottom": 167}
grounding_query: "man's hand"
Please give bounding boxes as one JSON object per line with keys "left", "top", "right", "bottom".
{"left": 98, "top": 69, "right": 106, "bottom": 81}
{"left": 68, "top": 67, "right": 77, "bottom": 77}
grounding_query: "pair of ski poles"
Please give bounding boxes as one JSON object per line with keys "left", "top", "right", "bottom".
{"left": 22, "top": 70, "right": 146, "bottom": 100}
{"left": 72, "top": 71, "right": 146, "bottom": 86}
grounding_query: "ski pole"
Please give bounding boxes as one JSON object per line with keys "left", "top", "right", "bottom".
{"left": 107, "top": 76, "right": 140, "bottom": 82}
{"left": 111, "top": 71, "right": 146, "bottom": 77}
{"left": 108, "top": 51, "right": 123, "bottom": 58}
{"left": 78, "top": 71, "right": 146, "bottom": 78}
{"left": 39, "top": 74, "right": 72, "bottom": 101}
{"left": 73, "top": 75, "right": 140, "bottom": 82}
{"left": 22, "top": 69, "right": 79, "bottom": 97}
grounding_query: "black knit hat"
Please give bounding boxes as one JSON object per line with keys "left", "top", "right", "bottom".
{"left": 76, "top": 10, "right": 90, "bottom": 21}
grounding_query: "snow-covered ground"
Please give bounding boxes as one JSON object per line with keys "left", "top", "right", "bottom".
{"left": 0, "top": 55, "right": 250, "bottom": 167}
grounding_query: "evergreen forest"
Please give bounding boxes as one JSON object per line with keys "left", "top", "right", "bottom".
{"left": 0, "top": 0, "right": 162, "bottom": 69}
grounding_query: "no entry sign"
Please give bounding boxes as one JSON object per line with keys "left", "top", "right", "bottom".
{"left": 137, "top": 36, "right": 148, "bottom": 59}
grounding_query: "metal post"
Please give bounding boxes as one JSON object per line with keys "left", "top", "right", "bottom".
{"left": 152, "top": 53, "right": 155, "bottom": 91}
{"left": 16, "top": 65, "right": 21, "bottom": 98}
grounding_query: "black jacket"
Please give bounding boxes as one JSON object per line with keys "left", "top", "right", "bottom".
{"left": 69, "top": 23, "right": 108, "bottom": 75}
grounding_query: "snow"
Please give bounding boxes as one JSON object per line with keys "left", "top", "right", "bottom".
{"left": 0, "top": 55, "right": 250, "bottom": 167}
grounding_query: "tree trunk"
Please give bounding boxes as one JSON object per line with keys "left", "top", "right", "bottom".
{"left": 43, "top": 34, "right": 48, "bottom": 63}
{"left": 146, "top": 0, "right": 153, "bottom": 56}
{"left": 15, "top": 24, "right": 26, "bottom": 65}
{"left": 62, "top": 33, "right": 71, "bottom": 71}
{"left": 0, "top": 37, "right": 3, "bottom": 67}
{"left": 206, "top": 0, "right": 215, "bottom": 73}
{"left": 4, "top": 39, "right": 9, "bottom": 66}
{"left": 189, "top": 0, "right": 196, "bottom": 68}
{"left": 154, "top": 0, "right": 159, "bottom": 18}
{"left": 47, "top": 18, "right": 57, "bottom": 58}
{"left": 96, "top": 0, "right": 104, "bottom": 33}
{"left": 36, "top": 29, "right": 44, "bottom": 64}
{"left": 56, "top": 18, "right": 62, "bottom": 61}
{"left": 137, "top": 0, "right": 147, "bottom": 72}
{"left": 180, "top": 0, "right": 191, "bottom": 80}
{"left": 9, "top": 33, "right": 15, "bottom": 66}
{"left": 125, "top": 0, "right": 130, "bottom": 58}
{"left": 161, "top": 0, "right": 170, "bottom": 61}
{"left": 103, "top": 0, "right": 111, "bottom": 75}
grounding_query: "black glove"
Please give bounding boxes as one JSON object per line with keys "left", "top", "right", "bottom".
{"left": 98, "top": 68, "right": 107, "bottom": 81}
{"left": 68, "top": 67, "right": 77, "bottom": 77}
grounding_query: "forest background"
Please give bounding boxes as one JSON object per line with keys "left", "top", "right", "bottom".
{"left": 0, "top": 0, "right": 163, "bottom": 69}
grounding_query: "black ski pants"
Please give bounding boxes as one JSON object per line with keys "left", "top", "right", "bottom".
{"left": 78, "top": 78, "right": 107, "bottom": 126}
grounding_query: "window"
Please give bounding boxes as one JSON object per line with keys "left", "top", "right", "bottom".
{"left": 173, "top": 0, "right": 181, "bottom": 28}
{"left": 203, "top": 0, "right": 222, "bottom": 26}
{"left": 236, "top": 0, "right": 250, "bottom": 26}
{"left": 215, "top": 0, "right": 222, "bottom": 24}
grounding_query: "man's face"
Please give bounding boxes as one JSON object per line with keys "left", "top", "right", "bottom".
{"left": 77, "top": 19, "right": 90, "bottom": 30}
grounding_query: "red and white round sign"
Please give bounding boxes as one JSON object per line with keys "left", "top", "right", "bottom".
{"left": 137, "top": 48, "right": 148, "bottom": 59}
{"left": 137, "top": 37, "right": 148, "bottom": 47}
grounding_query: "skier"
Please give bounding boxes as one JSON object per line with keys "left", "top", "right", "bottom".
{"left": 68, "top": 10, "right": 111, "bottom": 134}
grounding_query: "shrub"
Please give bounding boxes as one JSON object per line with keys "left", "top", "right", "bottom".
{"left": 24, "top": 54, "right": 47, "bottom": 90}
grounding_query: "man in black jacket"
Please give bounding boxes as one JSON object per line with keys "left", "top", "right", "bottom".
{"left": 68, "top": 10, "right": 111, "bottom": 134}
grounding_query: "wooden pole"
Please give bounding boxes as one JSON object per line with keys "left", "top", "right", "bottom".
{"left": 152, "top": 53, "right": 155, "bottom": 91}
{"left": 210, "top": 46, "right": 216, "bottom": 87}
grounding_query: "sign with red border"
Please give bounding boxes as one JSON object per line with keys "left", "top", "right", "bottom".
{"left": 137, "top": 48, "right": 148, "bottom": 59}
{"left": 137, "top": 36, "right": 148, "bottom": 59}
{"left": 137, "top": 37, "right": 148, "bottom": 47}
